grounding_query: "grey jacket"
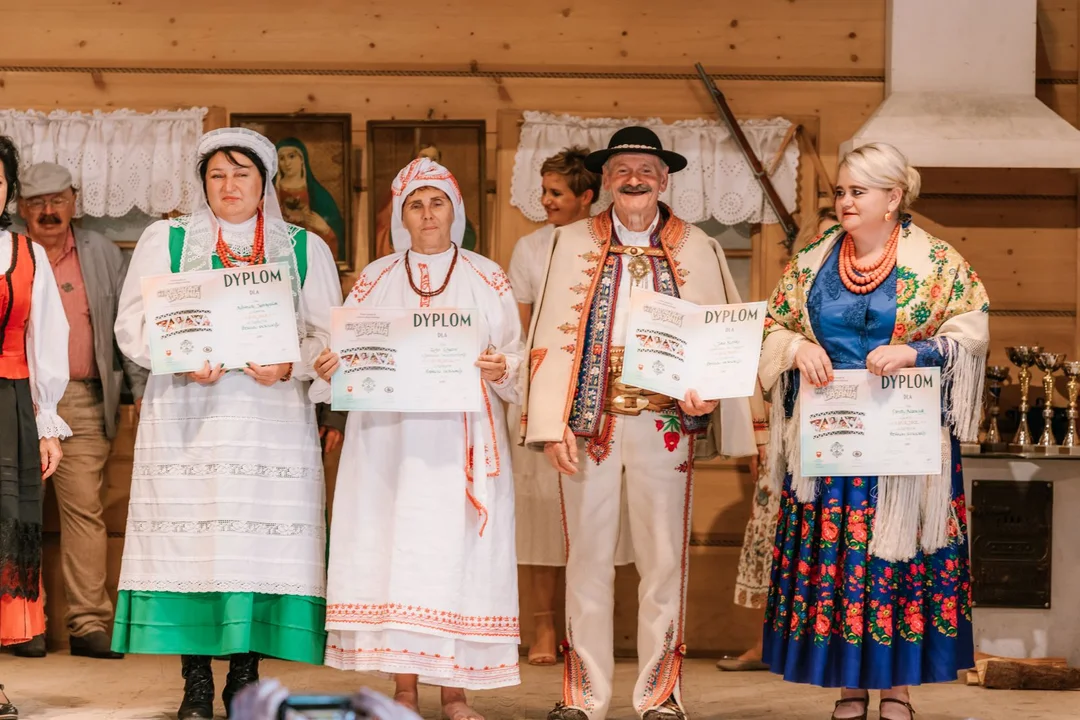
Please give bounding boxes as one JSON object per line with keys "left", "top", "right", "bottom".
{"left": 69, "top": 226, "right": 148, "bottom": 438}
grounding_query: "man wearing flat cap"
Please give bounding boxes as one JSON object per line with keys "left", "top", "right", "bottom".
{"left": 11, "top": 162, "right": 147, "bottom": 660}
{"left": 521, "top": 127, "right": 767, "bottom": 720}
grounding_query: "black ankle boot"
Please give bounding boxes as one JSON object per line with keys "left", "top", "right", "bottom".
{"left": 178, "top": 655, "right": 215, "bottom": 720}
{"left": 223, "top": 652, "right": 260, "bottom": 717}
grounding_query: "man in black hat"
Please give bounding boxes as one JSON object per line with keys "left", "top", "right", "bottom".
{"left": 521, "top": 127, "right": 767, "bottom": 720}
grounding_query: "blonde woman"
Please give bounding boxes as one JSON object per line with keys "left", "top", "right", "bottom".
{"left": 758, "top": 144, "right": 987, "bottom": 720}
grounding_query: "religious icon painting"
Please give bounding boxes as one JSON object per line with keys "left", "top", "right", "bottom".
{"left": 231, "top": 113, "right": 355, "bottom": 272}
{"left": 367, "top": 119, "right": 487, "bottom": 259}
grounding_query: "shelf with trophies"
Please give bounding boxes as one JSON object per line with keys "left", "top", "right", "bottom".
{"left": 964, "top": 346, "right": 1080, "bottom": 459}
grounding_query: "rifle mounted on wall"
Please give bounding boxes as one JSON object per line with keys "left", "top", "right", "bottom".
{"left": 694, "top": 62, "right": 799, "bottom": 253}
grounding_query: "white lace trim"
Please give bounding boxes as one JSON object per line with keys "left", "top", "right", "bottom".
{"left": 510, "top": 111, "right": 799, "bottom": 225}
{"left": 36, "top": 410, "right": 72, "bottom": 439}
{"left": 0, "top": 108, "right": 207, "bottom": 217}
{"left": 132, "top": 462, "right": 320, "bottom": 480}
{"left": 127, "top": 519, "right": 324, "bottom": 538}
{"left": 118, "top": 578, "right": 325, "bottom": 596}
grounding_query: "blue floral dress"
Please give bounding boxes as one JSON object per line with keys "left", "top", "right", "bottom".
{"left": 762, "top": 240, "right": 975, "bottom": 689}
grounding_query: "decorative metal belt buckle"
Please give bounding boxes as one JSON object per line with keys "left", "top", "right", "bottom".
{"left": 612, "top": 394, "right": 650, "bottom": 415}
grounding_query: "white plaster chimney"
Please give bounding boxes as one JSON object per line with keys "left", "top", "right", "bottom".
{"left": 840, "top": 0, "right": 1080, "bottom": 168}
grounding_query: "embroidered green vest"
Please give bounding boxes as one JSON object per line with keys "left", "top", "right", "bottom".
{"left": 167, "top": 221, "right": 310, "bottom": 286}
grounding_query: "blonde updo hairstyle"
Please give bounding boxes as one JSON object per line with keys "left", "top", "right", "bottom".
{"left": 839, "top": 142, "right": 922, "bottom": 215}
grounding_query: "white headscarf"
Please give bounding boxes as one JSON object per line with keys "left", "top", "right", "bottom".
{"left": 390, "top": 157, "right": 466, "bottom": 253}
{"left": 181, "top": 127, "right": 303, "bottom": 335}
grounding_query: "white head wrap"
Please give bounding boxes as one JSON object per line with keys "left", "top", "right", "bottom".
{"left": 180, "top": 127, "right": 303, "bottom": 334}
{"left": 390, "top": 157, "right": 466, "bottom": 253}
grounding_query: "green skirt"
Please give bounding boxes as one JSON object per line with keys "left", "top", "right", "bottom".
{"left": 111, "top": 590, "right": 326, "bottom": 665}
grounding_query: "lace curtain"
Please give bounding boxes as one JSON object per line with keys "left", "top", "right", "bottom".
{"left": 0, "top": 107, "right": 207, "bottom": 218}
{"left": 510, "top": 111, "right": 799, "bottom": 225}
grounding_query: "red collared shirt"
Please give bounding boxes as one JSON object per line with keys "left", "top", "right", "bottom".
{"left": 49, "top": 229, "right": 98, "bottom": 380}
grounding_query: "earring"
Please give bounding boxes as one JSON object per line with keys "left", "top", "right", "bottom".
{"left": 884, "top": 211, "right": 892, "bottom": 222}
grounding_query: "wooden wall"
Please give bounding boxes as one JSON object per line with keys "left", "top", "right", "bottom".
{"left": 12, "top": 0, "right": 1080, "bottom": 656}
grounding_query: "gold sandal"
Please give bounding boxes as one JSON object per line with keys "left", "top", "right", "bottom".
{"left": 528, "top": 611, "right": 558, "bottom": 666}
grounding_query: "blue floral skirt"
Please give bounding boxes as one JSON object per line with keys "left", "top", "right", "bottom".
{"left": 762, "top": 440, "right": 974, "bottom": 689}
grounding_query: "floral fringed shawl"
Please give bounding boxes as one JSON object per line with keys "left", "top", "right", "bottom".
{"left": 758, "top": 221, "right": 990, "bottom": 561}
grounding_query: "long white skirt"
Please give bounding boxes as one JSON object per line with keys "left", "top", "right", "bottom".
{"left": 325, "top": 408, "right": 520, "bottom": 690}
{"left": 509, "top": 404, "right": 634, "bottom": 567}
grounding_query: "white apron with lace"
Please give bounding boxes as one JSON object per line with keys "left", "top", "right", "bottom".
{"left": 114, "top": 216, "right": 340, "bottom": 598}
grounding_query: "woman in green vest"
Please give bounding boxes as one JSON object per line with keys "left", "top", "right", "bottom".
{"left": 112, "top": 128, "right": 342, "bottom": 720}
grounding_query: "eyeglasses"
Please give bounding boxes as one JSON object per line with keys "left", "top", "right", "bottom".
{"left": 24, "top": 196, "right": 73, "bottom": 210}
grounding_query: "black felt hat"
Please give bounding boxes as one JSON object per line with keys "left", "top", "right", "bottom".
{"left": 584, "top": 126, "right": 688, "bottom": 173}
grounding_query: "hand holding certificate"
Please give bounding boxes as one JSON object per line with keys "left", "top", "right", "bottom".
{"left": 141, "top": 262, "right": 300, "bottom": 375}
{"left": 799, "top": 368, "right": 942, "bottom": 477}
{"left": 620, "top": 289, "right": 766, "bottom": 401}
{"left": 329, "top": 306, "right": 482, "bottom": 412}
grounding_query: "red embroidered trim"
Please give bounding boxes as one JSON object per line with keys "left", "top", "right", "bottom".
{"left": 326, "top": 603, "right": 520, "bottom": 637}
{"left": 659, "top": 209, "right": 689, "bottom": 254}
{"left": 391, "top": 158, "right": 464, "bottom": 205}
{"left": 350, "top": 258, "right": 401, "bottom": 304}
{"left": 529, "top": 348, "right": 547, "bottom": 383}
{"left": 481, "top": 383, "right": 500, "bottom": 478}
{"left": 462, "top": 385, "right": 500, "bottom": 538}
{"left": 588, "top": 210, "right": 613, "bottom": 249}
{"left": 585, "top": 413, "right": 616, "bottom": 465}
{"left": 561, "top": 621, "right": 595, "bottom": 710}
{"left": 463, "top": 414, "right": 489, "bottom": 537}
{"left": 638, "top": 441, "right": 694, "bottom": 711}
{"left": 324, "top": 646, "right": 520, "bottom": 684}
{"left": 461, "top": 255, "right": 512, "bottom": 296}
{"left": 417, "top": 262, "right": 432, "bottom": 308}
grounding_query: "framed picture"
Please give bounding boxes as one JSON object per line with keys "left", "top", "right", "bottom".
{"left": 231, "top": 113, "right": 354, "bottom": 272}
{"left": 367, "top": 120, "right": 486, "bottom": 259}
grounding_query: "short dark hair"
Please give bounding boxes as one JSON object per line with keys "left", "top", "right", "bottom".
{"left": 0, "top": 136, "right": 20, "bottom": 231}
{"left": 541, "top": 146, "right": 601, "bottom": 201}
{"left": 197, "top": 146, "right": 268, "bottom": 198}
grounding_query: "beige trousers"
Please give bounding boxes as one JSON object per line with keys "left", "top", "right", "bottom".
{"left": 52, "top": 381, "right": 114, "bottom": 637}
{"left": 559, "top": 412, "right": 695, "bottom": 720}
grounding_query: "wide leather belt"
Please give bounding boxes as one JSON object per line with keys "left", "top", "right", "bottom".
{"left": 605, "top": 347, "right": 676, "bottom": 416}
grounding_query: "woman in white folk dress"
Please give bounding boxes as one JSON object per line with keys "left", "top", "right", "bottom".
{"left": 313, "top": 158, "right": 522, "bottom": 720}
{"left": 113, "top": 127, "right": 341, "bottom": 720}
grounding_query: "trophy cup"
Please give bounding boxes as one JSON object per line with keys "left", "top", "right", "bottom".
{"left": 981, "top": 365, "right": 1010, "bottom": 453}
{"left": 1034, "top": 352, "right": 1065, "bottom": 454}
{"left": 1061, "top": 361, "right": 1080, "bottom": 455}
{"left": 1006, "top": 345, "right": 1041, "bottom": 452}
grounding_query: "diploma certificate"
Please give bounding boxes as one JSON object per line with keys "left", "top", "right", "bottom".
{"left": 799, "top": 368, "right": 942, "bottom": 477}
{"left": 620, "top": 289, "right": 766, "bottom": 400}
{"left": 330, "top": 306, "right": 482, "bottom": 412}
{"left": 141, "top": 262, "right": 300, "bottom": 375}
